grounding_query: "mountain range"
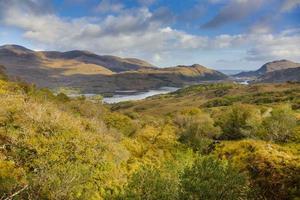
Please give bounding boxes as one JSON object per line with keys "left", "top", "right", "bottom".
{"left": 235, "top": 60, "right": 300, "bottom": 82}
{"left": 0, "top": 45, "right": 226, "bottom": 94}
{"left": 1, "top": 44, "right": 299, "bottom": 94}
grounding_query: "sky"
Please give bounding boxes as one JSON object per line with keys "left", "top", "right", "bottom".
{"left": 0, "top": 0, "right": 300, "bottom": 70}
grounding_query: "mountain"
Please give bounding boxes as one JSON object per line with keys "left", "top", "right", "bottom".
{"left": 0, "top": 44, "right": 154, "bottom": 73}
{"left": 234, "top": 60, "right": 300, "bottom": 77}
{"left": 0, "top": 45, "right": 227, "bottom": 94}
{"left": 255, "top": 67, "right": 300, "bottom": 83}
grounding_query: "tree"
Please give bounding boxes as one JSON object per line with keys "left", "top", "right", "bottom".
{"left": 180, "top": 156, "right": 249, "bottom": 200}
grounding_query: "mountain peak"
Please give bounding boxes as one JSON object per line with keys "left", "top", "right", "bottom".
{"left": 0, "top": 44, "right": 34, "bottom": 54}
{"left": 235, "top": 59, "right": 300, "bottom": 77}
{"left": 260, "top": 59, "right": 300, "bottom": 73}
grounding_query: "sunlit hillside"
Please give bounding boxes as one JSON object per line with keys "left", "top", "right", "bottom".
{"left": 1, "top": 70, "right": 299, "bottom": 199}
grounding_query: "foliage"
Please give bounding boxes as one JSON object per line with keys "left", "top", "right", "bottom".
{"left": 122, "top": 165, "right": 179, "bottom": 200}
{"left": 215, "top": 104, "right": 262, "bottom": 140}
{"left": 1, "top": 77, "right": 299, "bottom": 200}
{"left": 104, "top": 112, "right": 137, "bottom": 136}
{"left": 174, "top": 83, "right": 235, "bottom": 97}
{"left": 0, "top": 94, "right": 128, "bottom": 199}
{"left": 260, "top": 105, "right": 297, "bottom": 142}
{"left": 175, "top": 108, "right": 220, "bottom": 152}
{"left": 0, "top": 158, "right": 27, "bottom": 199}
{"left": 180, "top": 156, "right": 249, "bottom": 200}
{"left": 216, "top": 140, "right": 300, "bottom": 199}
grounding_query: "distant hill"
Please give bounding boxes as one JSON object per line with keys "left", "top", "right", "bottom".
{"left": 235, "top": 60, "right": 300, "bottom": 78}
{"left": 255, "top": 67, "right": 300, "bottom": 83}
{"left": 0, "top": 45, "right": 227, "bottom": 93}
{"left": 137, "top": 64, "right": 226, "bottom": 80}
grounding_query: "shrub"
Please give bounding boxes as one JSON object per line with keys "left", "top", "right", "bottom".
{"left": 0, "top": 159, "right": 27, "bottom": 199}
{"left": 122, "top": 165, "right": 179, "bottom": 200}
{"left": 216, "top": 140, "right": 300, "bottom": 200}
{"left": 0, "top": 90, "right": 128, "bottom": 199}
{"left": 175, "top": 108, "right": 220, "bottom": 152}
{"left": 104, "top": 112, "right": 137, "bottom": 136}
{"left": 56, "top": 92, "right": 70, "bottom": 102}
{"left": 216, "top": 104, "right": 262, "bottom": 140}
{"left": 260, "top": 105, "right": 297, "bottom": 142}
{"left": 180, "top": 156, "right": 249, "bottom": 200}
{"left": 202, "top": 98, "right": 232, "bottom": 108}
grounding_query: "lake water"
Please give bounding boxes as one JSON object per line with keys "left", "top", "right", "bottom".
{"left": 103, "top": 87, "right": 179, "bottom": 104}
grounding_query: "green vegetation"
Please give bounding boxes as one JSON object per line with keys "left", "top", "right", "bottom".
{"left": 1, "top": 73, "right": 299, "bottom": 200}
{"left": 180, "top": 156, "right": 249, "bottom": 200}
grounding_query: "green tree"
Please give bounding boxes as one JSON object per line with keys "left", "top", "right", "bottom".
{"left": 180, "top": 156, "right": 249, "bottom": 200}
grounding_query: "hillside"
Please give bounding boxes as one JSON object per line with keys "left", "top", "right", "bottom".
{"left": 256, "top": 67, "right": 300, "bottom": 83}
{"left": 0, "top": 44, "right": 154, "bottom": 73}
{"left": 235, "top": 60, "right": 300, "bottom": 78}
{"left": 112, "top": 82, "right": 300, "bottom": 116}
{"left": 1, "top": 74, "right": 299, "bottom": 199}
{"left": 0, "top": 45, "right": 227, "bottom": 94}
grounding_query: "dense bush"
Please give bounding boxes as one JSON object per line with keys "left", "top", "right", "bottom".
{"left": 1, "top": 78, "right": 299, "bottom": 200}
{"left": 122, "top": 165, "right": 179, "bottom": 200}
{"left": 216, "top": 140, "right": 300, "bottom": 199}
{"left": 0, "top": 94, "right": 128, "bottom": 199}
{"left": 215, "top": 104, "right": 262, "bottom": 140}
{"left": 175, "top": 108, "right": 220, "bottom": 152}
{"left": 260, "top": 105, "right": 297, "bottom": 142}
{"left": 104, "top": 112, "right": 138, "bottom": 136}
{"left": 180, "top": 156, "right": 249, "bottom": 200}
{"left": 0, "top": 159, "right": 27, "bottom": 199}
{"left": 202, "top": 97, "right": 232, "bottom": 108}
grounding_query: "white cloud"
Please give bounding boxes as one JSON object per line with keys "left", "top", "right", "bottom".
{"left": 0, "top": 1, "right": 208, "bottom": 57}
{"left": 246, "top": 31, "right": 300, "bottom": 61}
{"left": 0, "top": 0, "right": 300, "bottom": 68}
{"left": 281, "top": 0, "right": 300, "bottom": 12}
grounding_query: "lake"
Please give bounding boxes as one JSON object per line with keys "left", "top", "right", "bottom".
{"left": 103, "top": 87, "right": 179, "bottom": 104}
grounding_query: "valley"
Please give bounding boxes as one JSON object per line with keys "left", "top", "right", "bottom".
{"left": 1, "top": 1, "right": 300, "bottom": 199}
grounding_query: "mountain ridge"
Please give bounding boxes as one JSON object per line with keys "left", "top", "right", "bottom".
{"left": 235, "top": 59, "right": 300, "bottom": 78}
{"left": 255, "top": 67, "right": 300, "bottom": 83}
{"left": 0, "top": 44, "right": 227, "bottom": 94}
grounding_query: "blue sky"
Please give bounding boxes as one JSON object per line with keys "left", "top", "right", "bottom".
{"left": 0, "top": 0, "right": 300, "bottom": 70}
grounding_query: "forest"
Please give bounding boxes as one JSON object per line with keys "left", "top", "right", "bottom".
{"left": 1, "top": 71, "right": 300, "bottom": 199}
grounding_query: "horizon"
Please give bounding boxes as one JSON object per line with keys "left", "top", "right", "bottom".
{"left": 1, "top": 43, "right": 295, "bottom": 72}
{"left": 0, "top": 0, "right": 300, "bottom": 70}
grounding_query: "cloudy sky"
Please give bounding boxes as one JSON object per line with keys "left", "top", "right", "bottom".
{"left": 0, "top": 0, "right": 299, "bottom": 70}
